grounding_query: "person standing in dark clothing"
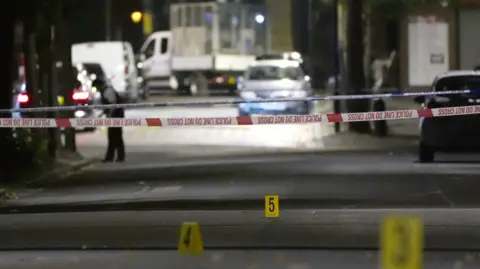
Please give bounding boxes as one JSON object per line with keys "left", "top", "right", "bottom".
{"left": 99, "top": 79, "right": 126, "bottom": 162}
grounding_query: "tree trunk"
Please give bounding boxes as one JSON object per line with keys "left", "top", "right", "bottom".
{"left": 346, "top": 0, "right": 371, "bottom": 133}
{"left": 60, "top": 0, "right": 76, "bottom": 152}
{"left": 45, "top": 0, "right": 58, "bottom": 158}
{"left": 23, "top": 1, "right": 41, "bottom": 116}
{"left": 0, "top": 0, "right": 18, "bottom": 179}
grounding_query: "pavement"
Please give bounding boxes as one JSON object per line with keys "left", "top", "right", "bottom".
{"left": 75, "top": 96, "right": 335, "bottom": 159}
{"left": 1, "top": 249, "right": 478, "bottom": 269}
{"left": 75, "top": 96, "right": 420, "bottom": 159}
{"left": 383, "top": 97, "right": 420, "bottom": 137}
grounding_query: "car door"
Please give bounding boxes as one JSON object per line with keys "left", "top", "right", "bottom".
{"left": 140, "top": 37, "right": 157, "bottom": 81}
{"left": 152, "top": 33, "right": 171, "bottom": 78}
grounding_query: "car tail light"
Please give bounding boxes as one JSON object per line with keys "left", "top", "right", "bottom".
{"left": 124, "top": 65, "right": 129, "bottom": 74}
{"left": 72, "top": 90, "right": 90, "bottom": 101}
{"left": 17, "top": 93, "right": 29, "bottom": 104}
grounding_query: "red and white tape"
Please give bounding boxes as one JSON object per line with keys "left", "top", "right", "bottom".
{"left": 1, "top": 105, "right": 479, "bottom": 128}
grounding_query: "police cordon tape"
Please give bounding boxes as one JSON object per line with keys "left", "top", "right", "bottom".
{"left": 0, "top": 105, "right": 478, "bottom": 128}
{"left": 0, "top": 89, "right": 477, "bottom": 113}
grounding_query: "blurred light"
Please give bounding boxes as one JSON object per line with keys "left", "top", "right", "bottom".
{"left": 240, "top": 91, "right": 256, "bottom": 100}
{"left": 290, "top": 52, "right": 301, "bottom": 60}
{"left": 255, "top": 14, "right": 264, "bottom": 24}
{"left": 75, "top": 110, "right": 86, "bottom": 117}
{"left": 205, "top": 12, "right": 213, "bottom": 22}
{"left": 131, "top": 11, "right": 143, "bottom": 23}
{"left": 17, "top": 93, "right": 29, "bottom": 104}
{"left": 72, "top": 90, "right": 90, "bottom": 101}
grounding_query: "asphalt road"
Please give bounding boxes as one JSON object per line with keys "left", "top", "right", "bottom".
{"left": 2, "top": 249, "right": 478, "bottom": 269}
{"left": 2, "top": 208, "right": 480, "bottom": 249}
{"left": 2, "top": 96, "right": 479, "bottom": 268}
{"left": 5, "top": 151, "right": 480, "bottom": 211}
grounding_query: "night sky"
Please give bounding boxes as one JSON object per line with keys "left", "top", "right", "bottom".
{"left": 70, "top": 0, "right": 333, "bottom": 84}
{"left": 70, "top": 0, "right": 307, "bottom": 53}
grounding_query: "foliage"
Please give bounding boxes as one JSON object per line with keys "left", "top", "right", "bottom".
{"left": 365, "top": 0, "right": 456, "bottom": 18}
{"left": 1, "top": 129, "right": 49, "bottom": 182}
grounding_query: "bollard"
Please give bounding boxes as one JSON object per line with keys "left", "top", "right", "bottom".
{"left": 372, "top": 98, "right": 388, "bottom": 137}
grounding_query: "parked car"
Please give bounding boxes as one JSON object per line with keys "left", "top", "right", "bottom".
{"left": 71, "top": 65, "right": 103, "bottom": 132}
{"left": 415, "top": 70, "right": 480, "bottom": 162}
{"left": 11, "top": 80, "right": 28, "bottom": 118}
{"left": 237, "top": 59, "right": 313, "bottom": 116}
{"left": 72, "top": 41, "right": 139, "bottom": 102}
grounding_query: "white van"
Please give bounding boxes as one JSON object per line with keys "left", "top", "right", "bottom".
{"left": 72, "top": 41, "right": 139, "bottom": 102}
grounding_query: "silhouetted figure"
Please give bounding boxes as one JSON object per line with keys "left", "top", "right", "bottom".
{"left": 98, "top": 79, "right": 125, "bottom": 162}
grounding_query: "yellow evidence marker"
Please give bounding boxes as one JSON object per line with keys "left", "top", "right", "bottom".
{"left": 381, "top": 216, "right": 423, "bottom": 269}
{"left": 265, "top": 195, "right": 279, "bottom": 218}
{"left": 178, "top": 222, "right": 203, "bottom": 254}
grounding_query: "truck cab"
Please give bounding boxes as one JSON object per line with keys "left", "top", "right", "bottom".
{"left": 140, "top": 31, "right": 173, "bottom": 94}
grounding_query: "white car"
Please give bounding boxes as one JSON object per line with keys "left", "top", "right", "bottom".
{"left": 72, "top": 41, "right": 139, "bottom": 103}
{"left": 237, "top": 59, "right": 313, "bottom": 116}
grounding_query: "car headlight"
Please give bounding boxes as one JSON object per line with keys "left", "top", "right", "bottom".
{"left": 240, "top": 91, "right": 256, "bottom": 99}
{"left": 74, "top": 110, "right": 86, "bottom": 117}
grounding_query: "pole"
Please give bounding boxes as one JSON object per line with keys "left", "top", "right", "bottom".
{"left": 346, "top": 0, "right": 370, "bottom": 133}
{"left": 333, "top": 0, "right": 340, "bottom": 133}
{"left": 105, "top": 0, "right": 112, "bottom": 40}
{"left": 308, "top": 0, "right": 314, "bottom": 77}
{"left": 45, "top": 0, "right": 57, "bottom": 158}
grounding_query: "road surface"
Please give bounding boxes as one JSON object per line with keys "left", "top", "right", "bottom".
{"left": 2, "top": 208, "right": 480, "bottom": 268}
{"left": 5, "top": 151, "right": 480, "bottom": 210}
{"left": 2, "top": 96, "right": 479, "bottom": 268}
{"left": 1, "top": 249, "right": 478, "bottom": 269}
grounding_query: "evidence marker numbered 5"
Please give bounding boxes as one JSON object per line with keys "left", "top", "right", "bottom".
{"left": 265, "top": 195, "right": 279, "bottom": 218}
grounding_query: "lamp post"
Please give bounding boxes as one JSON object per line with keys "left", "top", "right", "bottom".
{"left": 333, "top": 0, "right": 340, "bottom": 133}
{"left": 308, "top": 0, "right": 314, "bottom": 77}
{"left": 105, "top": 0, "right": 111, "bottom": 40}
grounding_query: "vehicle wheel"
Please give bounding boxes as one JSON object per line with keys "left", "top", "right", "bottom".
{"left": 301, "top": 102, "right": 311, "bottom": 115}
{"left": 238, "top": 110, "right": 250, "bottom": 116}
{"left": 228, "top": 89, "right": 237, "bottom": 96}
{"left": 189, "top": 82, "right": 199, "bottom": 96}
{"left": 418, "top": 142, "right": 435, "bottom": 163}
{"left": 141, "top": 85, "right": 150, "bottom": 100}
{"left": 189, "top": 74, "right": 209, "bottom": 96}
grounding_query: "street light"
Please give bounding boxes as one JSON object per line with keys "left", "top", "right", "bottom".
{"left": 131, "top": 11, "right": 143, "bottom": 24}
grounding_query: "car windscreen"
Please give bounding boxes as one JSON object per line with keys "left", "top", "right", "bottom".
{"left": 435, "top": 75, "right": 480, "bottom": 91}
{"left": 71, "top": 69, "right": 82, "bottom": 89}
{"left": 246, "top": 65, "right": 303, "bottom": 81}
{"left": 81, "top": 63, "right": 106, "bottom": 80}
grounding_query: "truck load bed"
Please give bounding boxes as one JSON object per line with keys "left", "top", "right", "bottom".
{"left": 169, "top": 2, "right": 265, "bottom": 72}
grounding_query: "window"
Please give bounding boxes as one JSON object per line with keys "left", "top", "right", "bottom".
{"left": 284, "top": 67, "right": 304, "bottom": 80}
{"left": 434, "top": 75, "right": 480, "bottom": 100}
{"left": 143, "top": 40, "right": 155, "bottom": 59}
{"left": 160, "top": 38, "right": 168, "bottom": 54}
{"left": 82, "top": 63, "right": 106, "bottom": 80}
{"left": 246, "top": 65, "right": 304, "bottom": 81}
{"left": 435, "top": 76, "right": 480, "bottom": 92}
